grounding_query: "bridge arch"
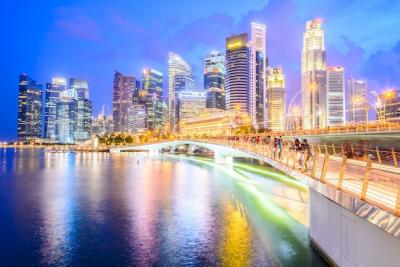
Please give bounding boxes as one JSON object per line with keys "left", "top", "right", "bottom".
{"left": 110, "top": 140, "right": 255, "bottom": 165}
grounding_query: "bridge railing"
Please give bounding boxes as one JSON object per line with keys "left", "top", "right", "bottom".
{"left": 191, "top": 137, "right": 400, "bottom": 216}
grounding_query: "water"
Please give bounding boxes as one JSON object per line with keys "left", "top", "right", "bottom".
{"left": 0, "top": 149, "right": 328, "bottom": 266}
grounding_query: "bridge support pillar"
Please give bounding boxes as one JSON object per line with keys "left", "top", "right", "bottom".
{"left": 214, "top": 152, "right": 233, "bottom": 166}
{"left": 309, "top": 189, "right": 400, "bottom": 267}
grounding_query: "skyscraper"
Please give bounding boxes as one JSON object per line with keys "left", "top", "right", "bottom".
{"left": 301, "top": 19, "right": 327, "bottom": 130}
{"left": 267, "top": 67, "right": 286, "bottom": 132}
{"left": 113, "top": 71, "right": 135, "bottom": 132}
{"left": 56, "top": 89, "right": 78, "bottom": 143}
{"left": 127, "top": 105, "right": 147, "bottom": 133}
{"left": 348, "top": 78, "right": 368, "bottom": 124}
{"left": 327, "top": 66, "right": 345, "bottom": 126}
{"left": 250, "top": 23, "right": 267, "bottom": 129}
{"left": 176, "top": 91, "right": 206, "bottom": 130}
{"left": 69, "top": 78, "right": 92, "bottom": 141}
{"left": 226, "top": 33, "right": 250, "bottom": 113}
{"left": 17, "top": 74, "right": 43, "bottom": 142}
{"left": 45, "top": 77, "right": 66, "bottom": 140}
{"left": 168, "top": 52, "right": 193, "bottom": 131}
{"left": 204, "top": 51, "right": 225, "bottom": 110}
{"left": 141, "top": 68, "right": 164, "bottom": 131}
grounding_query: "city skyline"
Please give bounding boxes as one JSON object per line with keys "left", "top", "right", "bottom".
{"left": 4, "top": 0, "right": 400, "bottom": 140}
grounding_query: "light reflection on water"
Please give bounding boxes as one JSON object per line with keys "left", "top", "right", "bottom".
{"left": 0, "top": 149, "right": 328, "bottom": 266}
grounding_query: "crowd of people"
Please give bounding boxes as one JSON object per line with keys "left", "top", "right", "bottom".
{"left": 225, "top": 135, "right": 313, "bottom": 171}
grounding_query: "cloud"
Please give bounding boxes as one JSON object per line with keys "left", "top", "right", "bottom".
{"left": 56, "top": 15, "right": 102, "bottom": 41}
{"left": 362, "top": 42, "right": 400, "bottom": 88}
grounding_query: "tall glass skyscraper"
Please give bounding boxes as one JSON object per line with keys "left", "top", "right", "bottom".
{"left": 204, "top": 51, "right": 225, "bottom": 110}
{"left": 17, "top": 74, "right": 43, "bottom": 142}
{"left": 301, "top": 19, "right": 327, "bottom": 130}
{"left": 45, "top": 77, "right": 67, "bottom": 140}
{"left": 168, "top": 52, "right": 193, "bottom": 132}
{"left": 226, "top": 33, "right": 250, "bottom": 113}
{"left": 250, "top": 23, "right": 267, "bottom": 129}
{"left": 141, "top": 68, "right": 164, "bottom": 131}
{"left": 327, "top": 66, "right": 345, "bottom": 126}
{"left": 267, "top": 67, "right": 286, "bottom": 132}
{"left": 56, "top": 89, "right": 78, "bottom": 143}
{"left": 113, "top": 71, "right": 135, "bottom": 132}
{"left": 69, "top": 78, "right": 92, "bottom": 141}
{"left": 348, "top": 78, "right": 368, "bottom": 124}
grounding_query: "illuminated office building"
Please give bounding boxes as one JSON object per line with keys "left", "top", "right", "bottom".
{"left": 56, "top": 89, "right": 78, "bottom": 143}
{"left": 204, "top": 51, "right": 225, "bottom": 110}
{"left": 44, "top": 77, "right": 67, "bottom": 140}
{"left": 250, "top": 23, "right": 267, "bottom": 129}
{"left": 127, "top": 105, "right": 147, "bottom": 133}
{"left": 176, "top": 91, "right": 206, "bottom": 131}
{"left": 226, "top": 33, "right": 250, "bottom": 113}
{"left": 69, "top": 78, "right": 92, "bottom": 141}
{"left": 377, "top": 90, "right": 400, "bottom": 122}
{"left": 326, "top": 67, "right": 345, "bottom": 126}
{"left": 168, "top": 52, "right": 193, "bottom": 132}
{"left": 267, "top": 67, "right": 286, "bottom": 132}
{"left": 348, "top": 78, "right": 368, "bottom": 124}
{"left": 301, "top": 19, "right": 327, "bottom": 129}
{"left": 113, "top": 71, "right": 135, "bottom": 132}
{"left": 17, "top": 74, "right": 43, "bottom": 142}
{"left": 141, "top": 68, "right": 164, "bottom": 131}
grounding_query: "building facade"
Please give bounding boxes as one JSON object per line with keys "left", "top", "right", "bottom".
{"left": 168, "top": 52, "right": 193, "bottom": 132}
{"left": 225, "top": 33, "right": 250, "bottom": 113}
{"left": 56, "top": 89, "right": 78, "bottom": 143}
{"left": 301, "top": 19, "right": 327, "bottom": 130}
{"left": 204, "top": 51, "right": 226, "bottom": 110}
{"left": 141, "top": 68, "right": 164, "bottom": 131}
{"left": 17, "top": 74, "right": 43, "bottom": 142}
{"left": 176, "top": 91, "right": 206, "bottom": 131}
{"left": 327, "top": 66, "right": 345, "bottom": 126}
{"left": 250, "top": 23, "right": 267, "bottom": 128}
{"left": 377, "top": 90, "right": 400, "bottom": 122}
{"left": 113, "top": 71, "right": 135, "bottom": 132}
{"left": 348, "top": 78, "right": 368, "bottom": 124}
{"left": 45, "top": 77, "right": 67, "bottom": 140}
{"left": 69, "top": 78, "right": 92, "bottom": 141}
{"left": 127, "top": 105, "right": 146, "bottom": 133}
{"left": 267, "top": 67, "right": 286, "bottom": 132}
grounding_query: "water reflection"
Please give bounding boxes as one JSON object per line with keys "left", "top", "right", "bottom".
{"left": 0, "top": 149, "right": 328, "bottom": 266}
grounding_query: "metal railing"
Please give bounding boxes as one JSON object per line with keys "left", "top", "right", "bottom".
{"left": 188, "top": 137, "right": 400, "bottom": 216}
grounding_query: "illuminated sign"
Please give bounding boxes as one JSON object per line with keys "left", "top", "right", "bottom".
{"left": 227, "top": 41, "right": 243, "bottom": 50}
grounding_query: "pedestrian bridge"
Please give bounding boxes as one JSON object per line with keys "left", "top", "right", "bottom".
{"left": 111, "top": 138, "right": 400, "bottom": 266}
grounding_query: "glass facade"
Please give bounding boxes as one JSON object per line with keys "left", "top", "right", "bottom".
{"left": 69, "top": 78, "right": 92, "bottom": 141}
{"left": 141, "top": 68, "right": 164, "bottom": 131}
{"left": 204, "top": 51, "right": 225, "bottom": 110}
{"left": 56, "top": 89, "right": 78, "bottom": 143}
{"left": 44, "top": 77, "right": 66, "bottom": 140}
{"left": 113, "top": 71, "right": 135, "bottom": 132}
{"left": 327, "top": 67, "right": 345, "bottom": 126}
{"left": 17, "top": 74, "right": 43, "bottom": 142}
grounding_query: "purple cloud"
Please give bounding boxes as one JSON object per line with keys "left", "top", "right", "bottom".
{"left": 56, "top": 15, "right": 102, "bottom": 41}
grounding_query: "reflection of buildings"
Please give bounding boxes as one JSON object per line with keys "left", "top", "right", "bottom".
{"left": 226, "top": 33, "right": 250, "bottom": 113}
{"left": 204, "top": 51, "right": 225, "bottom": 110}
{"left": 180, "top": 109, "right": 249, "bottom": 136}
{"left": 348, "top": 78, "right": 367, "bottom": 124}
{"left": 17, "top": 74, "right": 43, "bottom": 142}
{"left": 327, "top": 66, "right": 345, "bottom": 126}
{"left": 302, "top": 19, "right": 327, "bottom": 130}
{"left": 377, "top": 90, "right": 400, "bottom": 122}
{"left": 267, "top": 67, "right": 286, "bottom": 132}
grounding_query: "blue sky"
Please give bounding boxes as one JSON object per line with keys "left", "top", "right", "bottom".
{"left": 2, "top": 0, "right": 400, "bottom": 140}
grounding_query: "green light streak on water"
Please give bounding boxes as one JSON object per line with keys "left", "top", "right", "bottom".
{"left": 168, "top": 155, "right": 322, "bottom": 266}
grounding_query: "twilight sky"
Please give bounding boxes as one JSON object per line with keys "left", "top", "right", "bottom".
{"left": 2, "top": 0, "right": 400, "bottom": 140}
